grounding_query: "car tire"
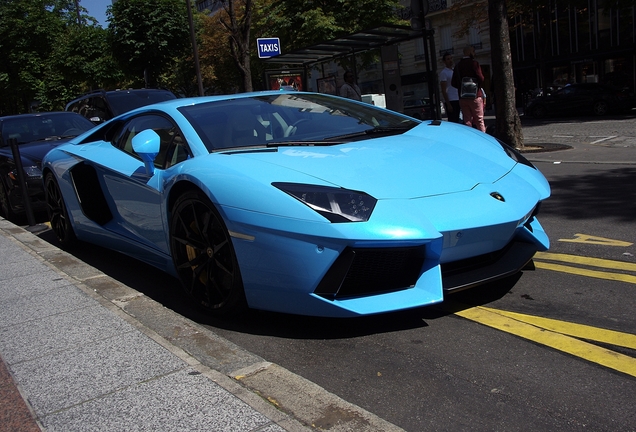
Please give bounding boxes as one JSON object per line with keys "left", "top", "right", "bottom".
{"left": 44, "top": 172, "right": 77, "bottom": 247}
{"left": 0, "top": 181, "right": 16, "bottom": 221}
{"left": 531, "top": 105, "right": 547, "bottom": 118}
{"left": 169, "top": 190, "right": 246, "bottom": 317}
{"left": 593, "top": 100, "right": 609, "bottom": 116}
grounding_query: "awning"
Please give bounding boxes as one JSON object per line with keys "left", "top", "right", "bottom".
{"left": 263, "top": 25, "right": 423, "bottom": 67}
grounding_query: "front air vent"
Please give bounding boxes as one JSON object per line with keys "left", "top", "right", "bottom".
{"left": 315, "top": 246, "right": 425, "bottom": 300}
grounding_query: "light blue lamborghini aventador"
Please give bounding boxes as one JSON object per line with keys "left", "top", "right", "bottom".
{"left": 42, "top": 91, "right": 550, "bottom": 317}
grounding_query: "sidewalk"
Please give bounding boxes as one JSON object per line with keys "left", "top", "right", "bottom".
{"left": 0, "top": 219, "right": 402, "bottom": 431}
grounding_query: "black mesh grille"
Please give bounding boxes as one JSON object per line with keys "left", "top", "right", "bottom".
{"left": 315, "top": 247, "right": 425, "bottom": 300}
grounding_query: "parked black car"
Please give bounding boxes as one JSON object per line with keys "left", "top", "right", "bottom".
{"left": 0, "top": 112, "right": 95, "bottom": 220}
{"left": 66, "top": 89, "right": 177, "bottom": 124}
{"left": 402, "top": 98, "right": 433, "bottom": 120}
{"left": 526, "top": 83, "right": 635, "bottom": 118}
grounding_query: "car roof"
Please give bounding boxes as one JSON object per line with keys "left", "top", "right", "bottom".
{"left": 66, "top": 88, "right": 176, "bottom": 103}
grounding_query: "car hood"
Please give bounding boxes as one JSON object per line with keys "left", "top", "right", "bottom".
{"left": 231, "top": 123, "right": 516, "bottom": 199}
{"left": 1, "top": 139, "right": 71, "bottom": 164}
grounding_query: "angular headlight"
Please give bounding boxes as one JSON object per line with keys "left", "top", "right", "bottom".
{"left": 273, "top": 182, "right": 377, "bottom": 222}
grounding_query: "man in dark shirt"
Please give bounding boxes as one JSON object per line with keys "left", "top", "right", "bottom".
{"left": 452, "top": 46, "right": 486, "bottom": 132}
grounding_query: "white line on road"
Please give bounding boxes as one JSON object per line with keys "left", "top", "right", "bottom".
{"left": 590, "top": 136, "right": 617, "bottom": 144}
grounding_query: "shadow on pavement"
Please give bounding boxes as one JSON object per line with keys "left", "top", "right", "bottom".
{"left": 539, "top": 166, "right": 636, "bottom": 222}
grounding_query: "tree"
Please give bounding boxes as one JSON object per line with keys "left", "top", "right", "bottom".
{"left": 218, "top": 0, "right": 254, "bottom": 92}
{"left": 0, "top": 0, "right": 67, "bottom": 114}
{"left": 39, "top": 24, "right": 124, "bottom": 110}
{"left": 488, "top": 0, "right": 523, "bottom": 148}
{"left": 107, "top": 0, "right": 190, "bottom": 88}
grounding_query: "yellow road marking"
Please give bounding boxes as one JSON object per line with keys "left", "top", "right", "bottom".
{"left": 479, "top": 307, "right": 636, "bottom": 350}
{"left": 558, "top": 233, "right": 633, "bottom": 247}
{"left": 535, "top": 252, "right": 636, "bottom": 272}
{"left": 533, "top": 261, "right": 636, "bottom": 284}
{"left": 454, "top": 306, "right": 636, "bottom": 378}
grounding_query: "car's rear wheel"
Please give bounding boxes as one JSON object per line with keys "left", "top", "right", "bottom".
{"left": 170, "top": 190, "right": 245, "bottom": 317}
{"left": 44, "top": 172, "right": 76, "bottom": 247}
{"left": 0, "top": 181, "right": 15, "bottom": 221}
{"left": 593, "top": 100, "right": 609, "bottom": 116}
{"left": 531, "top": 105, "right": 547, "bottom": 118}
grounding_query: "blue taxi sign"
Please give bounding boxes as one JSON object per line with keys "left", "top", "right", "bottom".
{"left": 257, "top": 38, "right": 281, "bottom": 58}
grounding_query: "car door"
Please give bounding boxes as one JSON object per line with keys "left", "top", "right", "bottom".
{"left": 93, "top": 113, "right": 190, "bottom": 254}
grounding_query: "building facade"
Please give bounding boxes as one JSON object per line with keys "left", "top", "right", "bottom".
{"left": 509, "top": 1, "right": 636, "bottom": 105}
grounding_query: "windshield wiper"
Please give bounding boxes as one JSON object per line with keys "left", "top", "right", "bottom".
{"left": 266, "top": 141, "right": 344, "bottom": 147}
{"left": 325, "top": 126, "right": 411, "bottom": 141}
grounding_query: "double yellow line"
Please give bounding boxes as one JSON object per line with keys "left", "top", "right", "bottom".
{"left": 533, "top": 252, "right": 636, "bottom": 284}
{"left": 454, "top": 251, "right": 636, "bottom": 377}
{"left": 455, "top": 306, "right": 636, "bottom": 377}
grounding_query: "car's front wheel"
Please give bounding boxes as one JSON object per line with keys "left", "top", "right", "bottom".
{"left": 593, "top": 100, "right": 609, "bottom": 116}
{"left": 169, "top": 190, "right": 245, "bottom": 317}
{"left": 531, "top": 104, "right": 547, "bottom": 118}
{"left": 44, "top": 173, "right": 77, "bottom": 247}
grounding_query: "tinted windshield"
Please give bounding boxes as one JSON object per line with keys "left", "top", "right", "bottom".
{"left": 108, "top": 90, "right": 177, "bottom": 116}
{"left": 179, "top": 93, "right": 419, "bottom": 152}
{"left": 1, "top": 113, "right": 95, "bottom": 145}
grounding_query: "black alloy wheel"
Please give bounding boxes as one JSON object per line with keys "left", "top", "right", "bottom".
{"left": 170, "top": 190, "right": 245, "bottom": 317}
{"left": 531, "top": 104, "right": 547, "bottom": 118}
{"left": 593, "top": 100, "right": 609, "bottom": 116}
{"left": 44, "top": 173, "right": 76, "bottom": 246}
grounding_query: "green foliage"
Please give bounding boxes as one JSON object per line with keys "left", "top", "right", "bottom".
{"left": 0, "top": 0, "right": 66, "bottom": 113}
{"left": 40, "top": 24, "right": 125, "bottom": 110}
{"left": 0, "top": 0, "right": 127, "bottom": 114}
{"left": 257, "top": 0, "right": 404, "bottom": 51}
{"left": 107, "top": 0, "right": 190, "bottom": 88}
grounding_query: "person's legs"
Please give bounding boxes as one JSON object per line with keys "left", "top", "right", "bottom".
{"left": 459, "top": 99, "right": 473, "bottom": 127}
{"left": 448, "top": 100, "right": 461, "bottom": 123}
{"left": 472, "top": 97, "right": 486, "bottom": 132}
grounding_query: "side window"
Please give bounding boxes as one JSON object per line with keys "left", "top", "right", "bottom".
{"left": 114, "top": 114, "right": 191, "bottom": 169}
{"left": 91, "top": 97, "right": 110, "bottom": 121}
{"left": 74, "top": 98, "right": 92, "bottom": 118}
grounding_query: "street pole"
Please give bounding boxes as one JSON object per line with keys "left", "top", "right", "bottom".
{"left": 8, "top": 138, "right": 38, "bottom": 229}
{"left": 411, "top": 0, "right": 440, "bottom": 120}
{"left": 427, "top": 24, "right": 441, "bottom": 120}
{"left": 186, "top": 0, "right": 204, "bottom": 96}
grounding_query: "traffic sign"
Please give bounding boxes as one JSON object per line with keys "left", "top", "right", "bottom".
{"left": 257, "top": 38, "right": 281, "bottom": 58}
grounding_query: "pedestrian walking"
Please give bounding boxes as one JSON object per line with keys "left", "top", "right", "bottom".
{"left": 451, "top": 46, "right": 486, "bottom": 132}
{"left": 439, "top": 52, "right": 460, "bottom": 123}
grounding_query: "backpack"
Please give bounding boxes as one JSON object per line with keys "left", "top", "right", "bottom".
{"left": 460, "top": 77, "right": 478, "bottom": 99}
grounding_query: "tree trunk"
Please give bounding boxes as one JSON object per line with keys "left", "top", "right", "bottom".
{"left": 223, "top": 0, "right": 253, "bottom": 93}
{"left": 488, "top": 0, "right": 524, "bottom": 148}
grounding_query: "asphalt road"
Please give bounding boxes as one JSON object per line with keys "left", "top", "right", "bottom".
{"left": 31, "top": 112, "right": 636, "bottom": 431}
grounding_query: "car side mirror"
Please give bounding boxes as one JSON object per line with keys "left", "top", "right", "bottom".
{"left": 132, "top": 129, "right": 160, "bottom": 176}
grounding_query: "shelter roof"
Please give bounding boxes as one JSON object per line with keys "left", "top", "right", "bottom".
{"left": 263, "top": 25, "right": 422, "bottom": 66}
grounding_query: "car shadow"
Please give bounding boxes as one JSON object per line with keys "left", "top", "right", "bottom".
{"left": 200, "top": 273, "right": 522, "bottom": 340}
